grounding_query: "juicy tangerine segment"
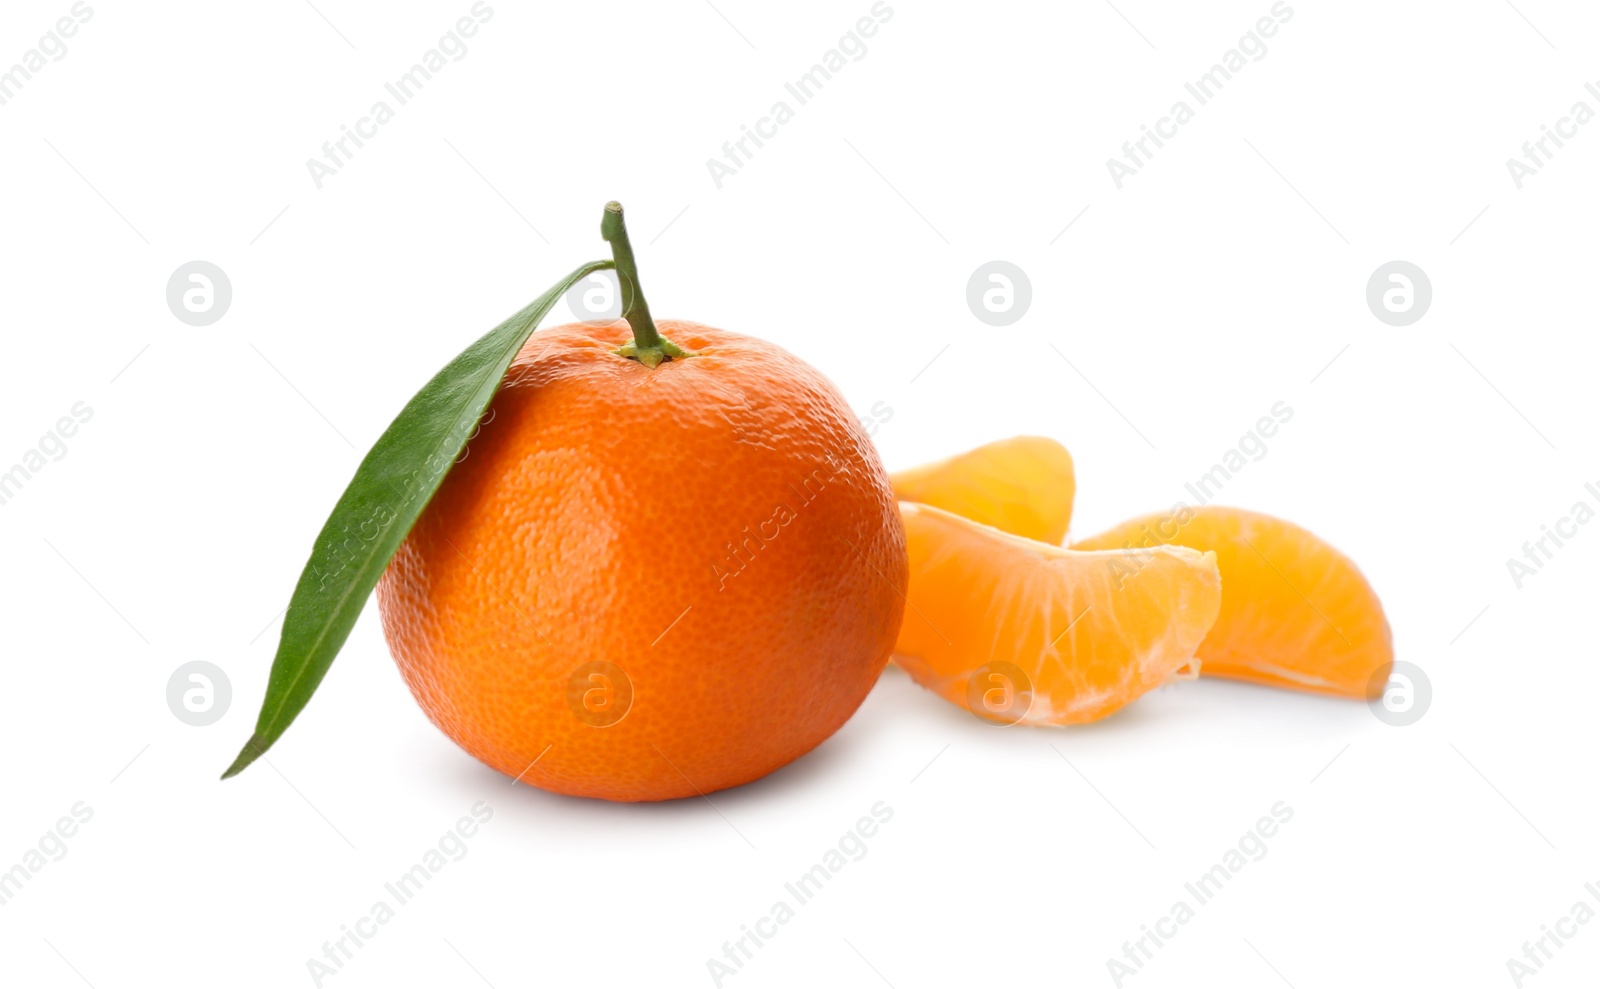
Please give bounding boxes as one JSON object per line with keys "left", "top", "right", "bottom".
{"left": 890, "top": 436, "right": 1075, "bottom": 545}
{"left": 894, "top": 502, "right": 1221, "bottom": 725}
{"left": 1072, "top": 507, "right": 1392, "bottom": 699}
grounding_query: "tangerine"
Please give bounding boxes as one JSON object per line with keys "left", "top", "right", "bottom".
{"left": 377, "top": 207, "right": 906, "bottom": 801}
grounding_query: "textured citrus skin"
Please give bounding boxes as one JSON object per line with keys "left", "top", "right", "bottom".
{"left": 377, "top": 319, "right": 907, "bottom": 801}
{"left": 1073, "top": 507, "right": 1391, "bottom": 698}
{"left": 890, "top": 437, "right": 1076, "bottom": 545}
{"left": 894, "top": 502, "right": 1221, "bottom": 725}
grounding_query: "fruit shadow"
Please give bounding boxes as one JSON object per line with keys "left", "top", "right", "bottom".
{"left": 448, "top": 667, "right": 951, "bottom": 819}
{"left": 464, "top": 679, "right": 915, "bottom": 820}
{"left": 455, "top": 666, "right": 1365, "bottom": 820}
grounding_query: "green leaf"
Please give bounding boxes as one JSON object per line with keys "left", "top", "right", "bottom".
{"left": 222, "top": 259, "right": 615, "bottom": 779}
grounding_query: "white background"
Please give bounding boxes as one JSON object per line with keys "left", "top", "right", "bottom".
{"left": 2, "top": 1, "right": 1598, "bottom": 986}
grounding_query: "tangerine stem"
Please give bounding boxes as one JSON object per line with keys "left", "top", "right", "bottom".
{"left": 602, "top": 201, "right": 693, "bottom": 369}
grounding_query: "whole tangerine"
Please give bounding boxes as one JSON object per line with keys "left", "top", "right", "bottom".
{"left": 376, "top": 205, "right": 906, "bottom": 801}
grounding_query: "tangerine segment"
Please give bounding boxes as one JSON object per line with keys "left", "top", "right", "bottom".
{"left": 890, "top": 437, "right": 1075, "bottom": 546}
{"left": 1072, "top": 507, "right": 1392, "bottom": 699}
{"left": 894, "top": 502, "right": 1221, "bottom": 725}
